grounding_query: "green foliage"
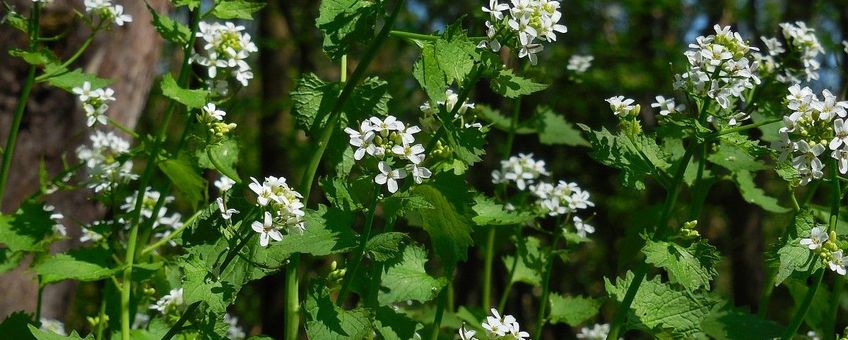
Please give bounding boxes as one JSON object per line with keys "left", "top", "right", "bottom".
{"left": 211, "top": 0, "right": 266, "bottom": 20}
{"left": 412, "top": 173, "right": 474, "bottom": 268}
{"left": 28, "top": 325, "right": 92, "bottom": 339}
{"left": 160, "top": 73, "right": 209, "bottom": 109}
{"left": 502, "top": 236, "right": 543, "bottom": 286}
{"left": 579, "top": 125, "right": 671, "bottom": 190}
{"left": 365, "top": 232, "right": 410, "bottom": 262}
{"left": 701, "top": 304, "right": 785, "bottom": 339}
{"left": 316, "top": 0, "right": 380, "bottom": 60}
{"left": 148, "top": 5, "right": 191, "bottom": 44}
{"left": 489, "top": 68, "right": 548, "bottom": 98}
{"left": 0, "top": 200, "right": 55, "bottom": 252}
{"left": 374, "top": 307, "right": 424, "bottom": 340}
{"left": 413, "top": 23, "right": 479, "bottom": 102}
{"left": 471, "top": 195, "right": 535, "bottom": 226}
{"left": 707, "top": 137, "right": 768, "bottom": 173}
{"left": 548, "top": 293, "right": 601, "bottom": 326}
{"left": 535, "top": 106, "right": 589, "bottom": 146}
{"left": 305, "top": 284, "right": 372, "bottom": 339}
{"left": 43, "top": 66, "right": 111, "bottom": 92}
{"left": 179, "top": 254, "right": 237, "bottom": 314}
{"left": 201, "top": 139, "right": 241, "bottom": 181}
{"left": 291, "top": 73, "right": 391, "bottom": 135}
{"left": 33, "top": 247, "right": 118, "bottom": 284}
{"left": 642, "top": 239, "right": 719, "bottom": 290}
{"left": 159, "top": 158, "right": 207, "bottom": 209}
{"left": 733, "top": 170, "right": 790, "bottom": 213}
{"left": 0, "top": 311, "right": 35, "bottom": 340}
{"left": 768, "top": 209, "right": 820, "bottom": 285}
{"left": 378, "top": 244, "right": 447, "bottom": 306}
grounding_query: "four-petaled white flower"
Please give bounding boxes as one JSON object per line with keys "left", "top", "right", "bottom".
{"left": 392, "top": 144, "right": 425, "bottom": 165}
{"left": 573, "top": 216, "right": 595, "bottom": 238}
{"left": 375, "top": 161, "right": 407, "bottom": 193}
{"left": 651, "top": 95, "right": 685, "bottom": 116}
{"left": 217, "top": 197, "right": 239, "bottom": 221}
{"left": 829, "top": 250, "right": 848, "bottom": 276}
{"left": 800, "top": 226, "right": 828, "bottom": 250}
{"left": 252, "top": 211, "right": 282, "bottom": 247}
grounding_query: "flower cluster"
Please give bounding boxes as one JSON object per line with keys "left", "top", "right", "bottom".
{"left": 491, "top": 153, "right": 550, "bottom": 190}
{"left": 605, "top": 96, "right": 639, "bottom": 119}
{"left": 674, "top": 25, "right": 760, "bottom": 123}
{"left": 577, "top": 323, "right": 613, "bottom": 339}
{"left": 248, "top": 176, "right": 306, "bottom": 247}
{"left": 76, "top": 130, "right": 137, "bottom": 192}
{"left": 774, "top": 85, "right": 848, "bottom": 184}
{"left": 121, "top": 188, "right": 183, "bottom": 243}
{"left": 193, "top": 22, "right": 258, "bottom": 91}
{"left": 484, "top": 308, "right": 530, "bottom": 339}
{"left": 80, "top": 221, "right": 105, "bottom": 243}
{"left": 776, "top": 22, "right": 824, "bottom": 83}
{"left": 480, "top": 0, "right": 567, "bottom": 64}
{"left": 150, "top": 288, "right": 184, "bottom": 315}
{"left": 225, "top": 314, "right": 246, "bottom": 340}
{"left": 567, "top": 54, "right": 593, "bottom": 74}
{"left": 651, "top": 96, "right": 685, "bottom": 117}
{"left": 345, "top": 116, "right": 432, "bottom": 193}
{"left": 199, "top": 103, "right": 237, "bottom": 138}
{"left": 419, "top": 89, "right": 479, "bottom": 132}
{"left": 800, "top": 226, "right": 847, "bottom": 275}
{"left": 72, "top": 82, "right": 116, "bottom": 127}
{"left": 39, "top": 318, "right": 66, "bottom": 336}
{"left": 215, "top": 175, "right": 239, "bottom": 222}
{"left": 43, "top": 204, "right": 66, "bottom": 237}
{"left": 83, "top": 0, "right": 132, "bottom": 26}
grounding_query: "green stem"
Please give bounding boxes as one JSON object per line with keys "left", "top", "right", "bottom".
{"left": 336, "top": 185, "right": 381, "bottom": 306}
{"left": 781, "top": 167, "right": 841, "bottom": 339}
{"left": 0, "top": 3, "right": 40, "bottom": 210}
{"left": 161, "top": 302, "right": 201, "bottom": 340}
{"left": 284, "top": 4, "right": 404, "bottom": 338}
{"left": 710, "top": 118, "right": 782, "bottom": 139}
{"left": 497, "top": 227, "right": 521, "bottom": 312}
{"left": 34, "top": 20, "right": 103, "bottom": 82}
{"left": 535, "top": 234, "right": 561, "bottom": 336}
{"left": 827, "top": 276, "right": 844, "bottom": 339}
{"left": 120, "top": 10, "right": 199, "bottom": 340}
{"left": 429, "top": 265, "right": 454, "bottom": 340}
{"left": 607, "top": 145, "right": 697, "bottom": 340}
{"left": 95, "top": 292, "right": 107, "bottom": 340}
{"left": 108, "top": 117, "right": 139, "bottom": 139}
{"left": 389, "top": 30, "right": 438, "bottom": 41}
{"left": 35, "top": 277, "right": 43, "bottom": 320}
{"left": 423, "top": 65, "right": 485, "bottom": 155}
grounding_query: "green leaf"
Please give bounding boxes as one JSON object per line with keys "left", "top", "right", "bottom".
{"left": 733, "top": 170, "right": 790, "bottom": 213}
{"left": 305, "top": 283, "right": 372, "bottom": 339}
{"left": 490, "top": 68, "right": 548, "bottom": 98}
{"left": 413, "top": 23, "right": 479, "bottom": 102}
{"left": 701, "top": 304, "right": 784, "bottom": 339}
{"left": 412, "top": 173, "right": 474, "bottom": 268}
{"left": 707, "top": 138, "right": 768, "bottom": 172}
{"left": 471, "top": 195, "right": 535, "bottom": 226}
{"left": 3, "top": 10, "right": 28, "bottom": 33}
{"left": 548, "top": 293, "right": 601, "bottom": 326}
{"left": 579, "top": 125, "right": 670, "bottom": 190}
{"left": 378, "top": 245, "right": 448, "bottom": 306}
{"left": 159, "top": 158, "right": 207, "bottom": 209}
{"left": 502, "top": 236, "right": 543, "bottom": 286}
{"left": 534, "top": 106, "right": 589, "bottom": 146}
{"left": 198, "top": 139, "right": 240, "bottom": 181}
{"left": 785, "top": 279, "right": 831, "bottom": 331}
{"left": 0, "top": 311, "right": 35, "bottom": 340}
{"left": 0, "top": 200, "right": 55, "bottom": 252}
{"left": 605, "top": 271, "right": 718, "bottom": 337}
{"left": 316, "top": 0, "right": 380, "bottom": 60}
{"left": 211, "top": 0, "right": 266, "bottom": 20}
{"left": 180, "top": 254, "right": 237, "bottom": 314}
{"left": 768, "top": 209, "right": 820, "bottom": 285}
{"left": 642, "top": 239, "right": 719, "bottom": 290}
{"left": 0, "top": 248, "right": 23, "bottom": 274}
{"left": 33, "top": 247, "right": 118, "bottom": 284}
{"left": 148, "top": 5, "right": 191, "bottom": 44}
{"left": 43, "top": 67, "right": 111, "bottom": 92}
{"left": 374, "top": 307, "right": 424, "bottom": 340}
{"left": 160, "top": 73, "right": 209, "bottom": 109}
{"left": 28, "top": 325, "right": 92, "bottom": 339}
{"left": 365, "top": 232, "right": 410, "bottom": 262}
{"left": 475, "top": 104, "right": 536, "bottom": 134}
{"left": 173, "top": 0, "right": 201, "bottom": 9}
{"left": 9, "top": 48, "right": 56, "bottom": 65}
{"left": 291, "top": 73, "right": 391, "bottom": 135}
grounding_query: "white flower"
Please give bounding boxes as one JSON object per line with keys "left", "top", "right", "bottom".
{"left": 214, "top": 176, "right": 236, "bottom": 192}
{"left": 800, "top": 226, "right": 828, "bottom": 250}
{"left": 217, "top": 197, "right": 239, "bottom": 221}
{"left": 44, "top": 204, "right": 66, "bottom": 237}
{"left": 567, "top": 54, "right": 593, "bottom": 74}
{"left": 605, "top": 96, "right": 637, "bottom": 117}
{"left": 651, "top": 95, "right": 685, "bottom": 116}
{"left": 76, "top": 130, "right": 137, "bottom": 192}
{"left": 370, "top": 115, "right": 404, "bottom": 136}
{"left": 224, "top": 314, "right": 246, "bottom": 340}
{"left": 761, "top": 37, "right": 785, "bottom": 56}
{"left": 458, "top": 324, "right": 478, "bottom": 340}
{"left": 409, "top": 164, "right": 432, "bottom": 184}
{"left": 829, "top": 250, "right": 847, "bottom": 276}
{"left": 202, "top": 103, "right": 227, "bottom": 122}
{"left": 482, "top": 0, "right": 509, "bottom": 20}
{"left": 72, "top": 81, "right": 95, "bottom": 102}
{"left": 108, "top": 4, "right": 132, "bottom": 26}
{"left": 248, "top": 175, "right": 306, "bottom": 236}
{"left": 193, "top": 21, "right": 258, "bottom": 88}
{"left": 833, "top": 149, "right": 848, "bottom": 175}
{"left": 375, "top": 161, "right": 407, "bottom": 193}
{"left": 573, "top": 216, "right": 595, "bottom": 238}
{"left": 252, "top": 211, "right": 282, "bottom": 247}
{"left": 481, "top": 308, "right": 529, "bottom": 339}
{"left": 577, "top": 323, "right": 612, "bottom": 340}
{"left": 792, "top": 140, "right": 825, "bottom": 176}
{"left": 345, "top": 120, "right": 376, "bottom": 160}
{"left": 150, "top": 288, "right": 184, "bottom": 314}
{"left": 80, "top": 226, "right": 104, "bottom": 243}
{"left": 39, "top": 318, "right": 66, "bottom": 336}
{"left": 492, "top": 153, "right": 550, "bottom": 190}
{"left": 392, "top": 144, "right": 425, "bottom": 165}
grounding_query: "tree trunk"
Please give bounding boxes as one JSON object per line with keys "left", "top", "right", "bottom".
{"left": 0, "top": 0, "right": 169, "bottom": 321}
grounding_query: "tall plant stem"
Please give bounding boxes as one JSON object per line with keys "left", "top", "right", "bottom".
{"left": 482, "top": 94, "right": 522, "bottom": 310}
{"left": 607, "top": 144, "right": 697, "bottom": 340}
{"left": 0, "top": 3, "right": 41, "bottom": 210}
{"left": 535, "top": 234, "right": 561, "bottom": 336}
{"left": 781, "top": 165, "right": 841, "bottom": 339}
{"left": 497, "top": 227, "right": 521, "bottom": 311}
{"left": 35, "top": 277, "right": 43, "bottom": 320}
{"left": 336, "top": 185, "right": 380, "bottom": 306}
{"left": 120, "top": 10, "right": 199, "bottom": 340}
{"left": 285, "top": 3, "right": 404, "bottom": 339}
{"left": 429, "top": 265, "right": 455, "bottom": 340}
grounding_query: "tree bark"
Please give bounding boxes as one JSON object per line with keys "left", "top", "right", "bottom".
{"left": 0, "top": 0, "right": 168, "bottom": 321}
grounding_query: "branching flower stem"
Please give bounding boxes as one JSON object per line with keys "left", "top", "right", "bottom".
{"left": 781, "top": 161, "right": 841, "bottom": 339}
{"left": 0, "top": 3, "right": 41, "bottom": 210}
{"left": 120, "top": 9, "right": 200, "bottom": 340}
{"left": 535, "top": 232, "right": 562, "bottom": 336}
{"left": 287, "top": 2, "right": 405, "bottom": 339}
